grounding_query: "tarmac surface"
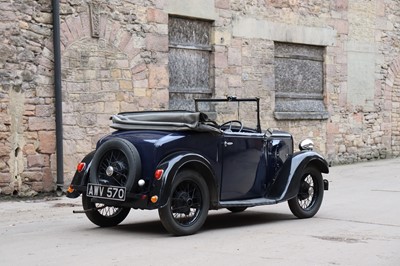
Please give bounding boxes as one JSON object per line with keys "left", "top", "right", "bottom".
{"left": 0, "top": 158, "right": 399, "bottom": 266}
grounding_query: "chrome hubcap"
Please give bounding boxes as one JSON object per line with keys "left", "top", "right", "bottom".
{"left": 106, "top": 166, "right": 114, "bottom": 176}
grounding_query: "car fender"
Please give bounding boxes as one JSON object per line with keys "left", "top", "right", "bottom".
{"left": 155, "top": 152, "right": 217, "bottom": 208}
{"left": 66, "top": 151, "right": 95, "bottom": 198}
{"left": 268, "top": 151, "right": 329, "bottom": 202}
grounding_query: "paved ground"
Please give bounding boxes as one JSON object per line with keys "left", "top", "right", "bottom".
{"left": 0, "top": 158, "right": 399, "bottom": 266}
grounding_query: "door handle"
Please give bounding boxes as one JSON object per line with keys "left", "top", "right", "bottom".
{"left": 224, "top": 141, "right": 233, "bottom": 147}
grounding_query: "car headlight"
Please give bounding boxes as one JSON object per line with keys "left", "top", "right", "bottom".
{"left": 299, "top": 139, "right": 314, "bottom": 151}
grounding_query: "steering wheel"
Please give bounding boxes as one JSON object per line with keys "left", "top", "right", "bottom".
{"left": 220, "top": 120, "right": 243, "bottom": 132}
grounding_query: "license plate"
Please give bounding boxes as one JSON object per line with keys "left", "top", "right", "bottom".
{"left": 86, "top": 183, "right": 126, "bottom": 201}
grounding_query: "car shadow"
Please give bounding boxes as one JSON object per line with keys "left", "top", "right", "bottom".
{"left": 202, "top": 210, "right": 294, "bottom": 231}
{"left": 95, "top": 210, "right": 295, "bottom": 236}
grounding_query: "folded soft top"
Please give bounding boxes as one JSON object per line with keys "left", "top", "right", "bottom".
{"left": 110, "top": 111, "right": 221, "bottom": 133}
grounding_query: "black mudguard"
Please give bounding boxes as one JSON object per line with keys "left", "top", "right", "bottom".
{"left": 66, "top": 151, "right": 95, "bottom": 198}
{"left": 155, "top": 152, "right": 217, "bottom": 208}
{"left": 267, "top": 150, "right": 329, "bottom": 202}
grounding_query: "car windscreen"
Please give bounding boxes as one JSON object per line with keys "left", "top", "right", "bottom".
{"left": 194, "top": 97, "right": 260, "bottom": 132}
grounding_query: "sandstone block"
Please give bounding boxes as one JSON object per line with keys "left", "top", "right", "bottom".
{"left": 28, "top": 117, "right": 55, "bottom": 131}
{"left": 38, "top": 131, "right": 56, "bottom": 154}
{"left": 214, "top": 52, "right": 228, "bottom": 69}
{"left": 215, "top": 0, "right": 230, "bottom": 9}
{"left": 228, "top": 47, "right": 241, "bottom": 66}
{"left": 134, "top": 88, "right": 147, "bottom": 97}
{"left": 21, "top": 171, "right": 43, "bottom": 182}
{"left": 27, "top": 154, "right": 49, "bottom": 168}
{"left": 42, "top": 168, "right": 54, "bottom": 192}
{"left": 0, "top": 173, "right": 10, "bottom": 183}
{"left": 119, "top": 80, "right": 133, "bottom": 90}
{"left": 145, "top": 34, "right": 168, "bottom": 52}
{"left": 148, "top": 65, "right": 168, "bottom": 88}
{"left": 147, "top": 8, "right": 168, "bottom": 24}
{"left": 111, "top": 69, "right": 122, "bottom": 79}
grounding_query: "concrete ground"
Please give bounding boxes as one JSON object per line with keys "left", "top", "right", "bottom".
{"left": 0, "top": 158, "right": 399, "bottom": 266}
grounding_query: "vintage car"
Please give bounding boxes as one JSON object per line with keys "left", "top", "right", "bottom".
{"left": 67, "top": 97, "right": 329, "bottom": 236}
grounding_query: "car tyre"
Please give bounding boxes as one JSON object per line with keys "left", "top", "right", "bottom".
{"left": 288, "top": 167, "right": 324, "bottom": 218}
{"left": 82, "top": 194, "right": 130, "bottom": 227}
{"left": 89, "top": 138, "right": 141, "bottom": 191}
{"left": 159, "top": 170, "right": 209, "bottom": 236}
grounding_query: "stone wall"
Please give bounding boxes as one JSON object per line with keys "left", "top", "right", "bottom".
{"left": 0, "top": 0, "right": 55, "bottom": 195}
{"left": 0, "top": 0, "right": 399, "bottom": 195}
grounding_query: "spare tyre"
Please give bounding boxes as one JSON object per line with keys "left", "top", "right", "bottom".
{"left": 89, "top": 138, "right": 141, "bottom": 192}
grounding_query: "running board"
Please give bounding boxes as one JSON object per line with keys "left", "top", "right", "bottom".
{"left": 219, "top": 198, "right": 277, "bottom": 208}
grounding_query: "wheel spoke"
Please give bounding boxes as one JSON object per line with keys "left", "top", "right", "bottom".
{"left": 96, "top": 149, "right": 129, "bottom": 186}
{"left": 297, "top": 174, "right": 318, "bottom": 210}
{"left": 94, "top": 203, "right": 122, "bottom": 218}
{"left": 169, "top": 180, "right": 202, "bottom": 226}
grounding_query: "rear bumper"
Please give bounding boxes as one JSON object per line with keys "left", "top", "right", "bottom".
{"left": 66, "top": 184, "right": 158, "bottom": 209}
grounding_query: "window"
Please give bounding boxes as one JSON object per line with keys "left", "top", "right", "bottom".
{"left": 274, "top": 42, "right": 328, "bottom": 120}
{"left": 168, "top": 16, "right": 213, "bottom": 110}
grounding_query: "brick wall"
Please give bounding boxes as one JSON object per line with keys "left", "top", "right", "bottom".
{"left": 0, "top": 0, "right": 399, "bottom": 195}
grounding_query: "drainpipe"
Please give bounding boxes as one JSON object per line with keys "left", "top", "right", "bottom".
{"left": 52, "top": 0, "right": 64, "bottom": 194}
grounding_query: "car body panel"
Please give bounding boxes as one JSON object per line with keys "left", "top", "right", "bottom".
{"left": 221, "top": 132, "right": 265, "bottom": 200}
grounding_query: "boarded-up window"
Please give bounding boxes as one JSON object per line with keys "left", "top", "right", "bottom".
{"left": 168, "top": 17, "right": 212, "bottom": 110}
{"left": 274, "top": 43, "right": 328, "bottom": 120}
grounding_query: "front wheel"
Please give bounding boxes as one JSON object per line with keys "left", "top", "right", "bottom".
{"left": 82, "top": 194, "right": 130, "bottom": 227}
{"left": 158, "top": 170, "right": 209, "bottom": 236}
{"left": 288, "top": 167, "right": 324, "bottom": 219}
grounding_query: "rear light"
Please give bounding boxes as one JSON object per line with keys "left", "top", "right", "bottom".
{"left": 150, "top": 195, "right": 158, "bottom": 203}
{"left": 76, "top": 162, "right": 86, "bottom": 172}
{"left": 67, "top": 185, "right": 74, "bottom": 193}
{"left": 154, "top": 169, "right": 164, "bottom": 180}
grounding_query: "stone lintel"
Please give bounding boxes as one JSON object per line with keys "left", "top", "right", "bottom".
{"left": 233, "top": 18, "right": 336, "bottom": 46}
{"left": 166, "top": 0, "right": 218, "bottom": 20}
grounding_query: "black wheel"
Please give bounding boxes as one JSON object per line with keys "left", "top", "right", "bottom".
{"left": 82, "top": 194, "right": 130, "bottom": 227}
{"left": 220, "top": 120, "right": 243, "bottom": 132}
{"left": 158, "top": 170, "right": 209, "bottom": 236}
{"left": 227, "top": 207, "right": 247, "bottom": 213}
{"left": 288, "top": 167, "right": 324, "bottom": 218}
{"left": 89, "top": 138, "right": 141, "bottom": 191}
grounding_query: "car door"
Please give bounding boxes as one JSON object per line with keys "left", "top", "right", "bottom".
{"left": 220, "top": 132, "right": 267, "bottom": 201}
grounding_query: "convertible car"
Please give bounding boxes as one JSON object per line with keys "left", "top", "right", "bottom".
{"left": 67, "top": 97, "right": 329, "bottom": 235}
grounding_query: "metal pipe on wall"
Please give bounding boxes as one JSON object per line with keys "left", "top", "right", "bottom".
{"left": 52, "top": 0, "right": 64, "bottom": 192}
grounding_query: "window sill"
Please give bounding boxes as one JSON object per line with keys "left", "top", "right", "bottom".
{"left": 274, "top": 111, "right": 329, "bottom": 120}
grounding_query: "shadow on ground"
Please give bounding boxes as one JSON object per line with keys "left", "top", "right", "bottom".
{"left": 86, "top": 210, "right": 295, "bottom": 236}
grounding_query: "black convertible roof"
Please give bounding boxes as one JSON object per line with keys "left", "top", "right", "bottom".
{"left": 110, "top": 111, "right": 221, "bottom": 133}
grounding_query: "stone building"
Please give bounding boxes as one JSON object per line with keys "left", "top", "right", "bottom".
{"left": 0, "top": 0, "right": 399, "bottom": 195}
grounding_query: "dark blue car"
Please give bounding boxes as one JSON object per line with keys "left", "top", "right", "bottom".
{"left": 67, "top": 97, "right": 329, "bottom": 235}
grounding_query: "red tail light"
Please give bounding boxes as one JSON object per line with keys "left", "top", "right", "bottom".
{"left": 77, "top": 162, "right": 86, "bottom": 172}
{"left": 154, "top": 169, "right": 164, "bottom": 180}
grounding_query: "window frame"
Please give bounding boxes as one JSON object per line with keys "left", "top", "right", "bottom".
{"left": 273, "top": 42, "right": 329, "bottom": 120}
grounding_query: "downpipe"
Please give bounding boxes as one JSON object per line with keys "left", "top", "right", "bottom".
{"left": 52, "top": 0, "right": 64, "bottom": 195}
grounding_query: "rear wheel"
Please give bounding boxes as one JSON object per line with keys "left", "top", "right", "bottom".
{"left": 159, "top": 170, "right": 209, "bottom": 236}
{"left": 288, "top": 167, "right": 324, "bottom": 218}
{"left": 82, "top": 194, "right": 130, "bottom": 227}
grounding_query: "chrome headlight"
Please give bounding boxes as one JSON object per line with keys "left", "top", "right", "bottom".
{"left": 299, "top": 139, "right": 314, "bottom": 151}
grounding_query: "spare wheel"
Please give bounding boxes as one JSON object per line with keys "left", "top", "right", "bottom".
{"left": 89, "top": 138, "right": 141, "bottom": 192}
